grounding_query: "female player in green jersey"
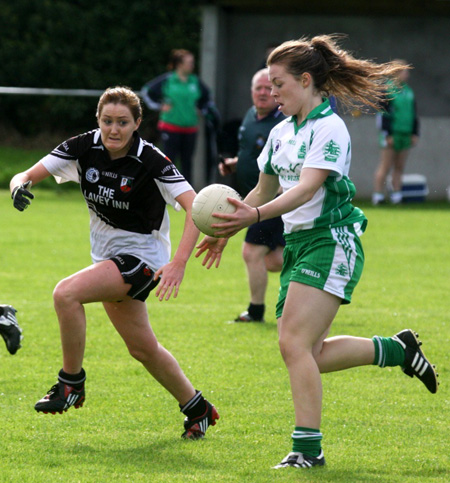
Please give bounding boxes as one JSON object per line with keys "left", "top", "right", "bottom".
{"left": 196, "top": 35, "right": 438, "bottom": 469}
{"left": 372, "top": 60, "right": 419, "bottom": 205}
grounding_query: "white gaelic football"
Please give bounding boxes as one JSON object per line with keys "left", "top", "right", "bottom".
{"left": 191, "top": 184, "right": 242, "bottom": 237}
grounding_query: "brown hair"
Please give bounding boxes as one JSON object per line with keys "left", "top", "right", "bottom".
{"left": 168, "top": 49, "right": 193, "bottom": 71}
{"left": 96, "top": 86, "right": 143, "bottom": 121}
{"left": 267, "top": 34, "right": 409, "bottom": 111}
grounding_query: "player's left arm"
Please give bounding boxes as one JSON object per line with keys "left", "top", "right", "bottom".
{"left": 244, "top": 171, "right": 280, "bottom": 207}
{"left": 254, "top": 120, "right": 342, "bottom": 221}
{"left": 10, "top": 161, "right": 52, "bottom": 211}
{"left": 258, "top": 167, "right": 329, "bottom": 218}
{"left": 154, "top": 189, "right": 199, "bottom": 301}
{"left": 211, "top": 120, "right": 340, "bottom": 236}
{"left": 253, "top": 121, "right": 342, "bottom": 221}
{"left": 211, "top": 168, "right": 329, "bottom": 237}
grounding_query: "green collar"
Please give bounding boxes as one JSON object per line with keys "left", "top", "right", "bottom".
{"left": 289, "top": 98, "right": 334, "bottom": 133}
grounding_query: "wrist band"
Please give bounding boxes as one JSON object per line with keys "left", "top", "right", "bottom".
{"left": 255, "top": 207, "right": 261, "bottom": 223}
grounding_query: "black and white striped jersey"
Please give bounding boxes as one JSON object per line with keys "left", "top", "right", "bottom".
{"left": 41, "top": 129, "right": 193, "bottom": 270}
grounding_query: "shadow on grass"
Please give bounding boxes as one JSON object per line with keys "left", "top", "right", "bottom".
{"left": 223, "top": 319, "right": 279, "bottom": 331}
{"left": 259, "top": 465, "right": 450, "bottom": 483}
{"left": 64, "top": 439, "right": 218, "bottom": 477}
{"left": 49, "top": 443, "right": 450, "bottom": 482}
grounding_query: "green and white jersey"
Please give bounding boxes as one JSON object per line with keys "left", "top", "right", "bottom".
{"left": 257, "top": 99, "right": 367, "bottom": 234}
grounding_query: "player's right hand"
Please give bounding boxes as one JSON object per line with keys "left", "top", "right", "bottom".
{"left": 11, "top": 181, "right": 34, "bottom": 211}
{"left": 218, "top": 156, "right": 237, "bottom": 176}
{"left": 195, "top": 236, "right": 228, "bottom": 269}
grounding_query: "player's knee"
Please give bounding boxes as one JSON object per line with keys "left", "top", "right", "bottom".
{"left": 127, "top": 339, "right": 159, "bottom": 364}
{"left": 265, "top": 251, "right": 283, "bottom": 272}
{"left": 279, "top": 333, "right": 299, "bottom": 364}
{"left": 53, "top": 279, "right": 76, "bottom": 308}
{"left": 242, "top": 244, "right": 265, "bottom": 264}
{"left": 278, "top": 328, "right": 311, "bottom": 365}
{"left": 128, "top": 346, "right": 148, "bottom": 363}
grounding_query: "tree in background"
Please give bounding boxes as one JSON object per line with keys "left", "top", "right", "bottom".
{"left": 0, "top": 0, "right": 202, "bottom": 142}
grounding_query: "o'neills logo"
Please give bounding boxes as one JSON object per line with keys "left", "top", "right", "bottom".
{"left": 301, "top": 268, "right": 321, "bottom": 279}
{"left": 120, "top": 176, "right": 134, "bottom": 193}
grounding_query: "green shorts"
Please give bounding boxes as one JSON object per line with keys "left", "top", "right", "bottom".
{"left": 379, "top": 132, "right": 412, "bottom": 151}
{"left": 275, "top": 225, "right": 365, "bottom": 319}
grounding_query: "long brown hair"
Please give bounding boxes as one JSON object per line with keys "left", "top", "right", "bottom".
{"left": 267, "top": 34, "right": 408, "bottom": 111}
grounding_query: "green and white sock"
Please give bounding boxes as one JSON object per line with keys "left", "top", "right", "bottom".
{"left": 372, "top": 336, "right": 405, "bottom": 368}
{"left": 292, "top": 426, "right": 322, "bottom": 457}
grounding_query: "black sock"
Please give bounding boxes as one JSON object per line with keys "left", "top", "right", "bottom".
{"left": 248, "top": 303, "right": 265, "bottom": 320}
{"left": 58, "top": 368, "right": 86, "bottom": 389}
{"left": 179, "top": 390, "right": 207, "bottom": 419}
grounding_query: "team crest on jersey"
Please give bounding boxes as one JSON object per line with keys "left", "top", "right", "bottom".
{"left": 86, "top": 168, "right": 100, "bottom": 183}
{"left": 273, "top": 139, "right": 282, "bottom": 154}
{"left": 323, "top": 140, "right": 341, "bottom": 162}
{"left": 120, "top": 176, "right": 134, "bottom": 193}
{"left": 297, "top": 142, "right": 307, "bottom": 160}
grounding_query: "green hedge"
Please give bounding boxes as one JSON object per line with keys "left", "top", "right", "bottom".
{"left": 0, "top": 1, "right": 202, "bottom": 136}
{"left": 0, "top": 146, "right": 78, "bottom": 190}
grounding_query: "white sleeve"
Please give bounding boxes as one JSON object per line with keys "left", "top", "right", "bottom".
{"left": 41, "top": 153, "right": 81, "bottom": 184}
{"left": 303, "top": 118, "right": 350, "bottom": 177}
{"left": 154, "top": 178, "right": 193, "bottom": 212}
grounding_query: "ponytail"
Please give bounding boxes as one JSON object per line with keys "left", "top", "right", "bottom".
{"left": 268, "top": 34, "right": 408, "bottom": 111}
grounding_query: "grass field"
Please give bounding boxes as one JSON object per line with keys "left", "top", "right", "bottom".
{"left": 0, "top": 188, "right": 448, "bottom": 482}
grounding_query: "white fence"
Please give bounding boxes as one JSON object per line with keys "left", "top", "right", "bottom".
{"left": 0, "top": 87, "right": 104, "bottom": 97}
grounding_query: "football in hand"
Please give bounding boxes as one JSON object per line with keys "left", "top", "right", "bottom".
{"left": 191, "top": 184, "right": 242, "bottom": 237}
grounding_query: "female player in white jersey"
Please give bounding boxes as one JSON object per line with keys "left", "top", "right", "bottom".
{"left": 10, "top": 86, "right": 219, "bottom": 440}
{"left": 196, "top": 35, "right": 438, "bottom": 468}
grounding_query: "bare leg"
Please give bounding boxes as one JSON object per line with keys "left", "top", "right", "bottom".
{"left": 314, "top": 336, "right": 375, "bottom": 373}
{"left": 278, "top": 283, "right": 380, "bottom": 428}
{"left": 242, "top": 243, "right": 284, "bottom": 305}
{"left": 264, "top": 245, "right": 284, "bottom": 273}
{"left": 53, "top": 261, "right": 131, "bottom": 374}
{"left": 53, "top": 260, "right": 196, "bottom": 405}
{"left": 374, "top": 147, "right": 395, "bottom": 193}
{"left": 278, "top": 283, "right": 341, "bottom": 428}
{"left": 103, "top": 299, "right": 195, "bottom": 405}
{"left": 242, "top": 242, "right": 271, "bottom": 305}
{"left": 391, "top": 149, "right": 409, "bottom": 192}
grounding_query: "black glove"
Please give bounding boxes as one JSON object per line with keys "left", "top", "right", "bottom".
{"left": 11, "top": 181, "right": 34, "bottom": 211}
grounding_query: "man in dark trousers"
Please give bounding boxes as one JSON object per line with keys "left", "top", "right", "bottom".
{"left": 219, "top": 69, "right": 285, "bottom": 322}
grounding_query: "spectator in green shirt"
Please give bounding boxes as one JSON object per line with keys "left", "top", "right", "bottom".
{"left": 372, "top": 60, "right": 419, "bottom": 205}
{"left": 141, "top": 49, "right": 218, "bottom": 184}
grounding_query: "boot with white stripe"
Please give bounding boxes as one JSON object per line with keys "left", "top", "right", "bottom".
{"left": 35, "top": 381, "right": 85, "bottom": 414}
{"left": 393, "top": 329, "right": 439, "bottom": 394}
{"left": 273, "top": 450, "right": 326, "bottom": 469}
{"left": 181, "top": 400, "right": 219, "bottom": 440}
{"left": 0, "top": 305, "right": 22, "bottom": 355}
